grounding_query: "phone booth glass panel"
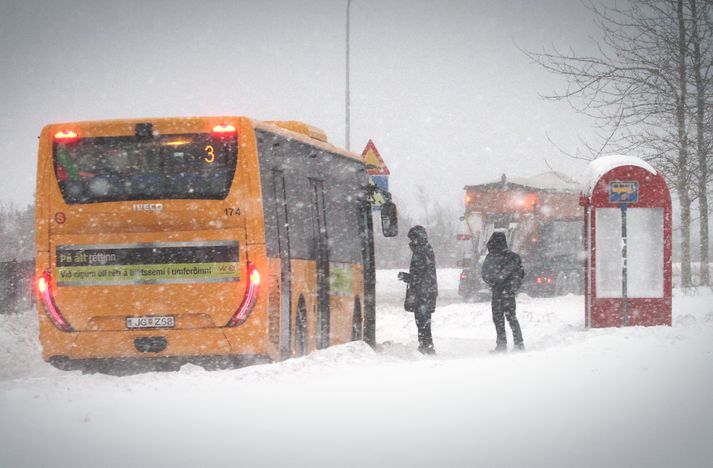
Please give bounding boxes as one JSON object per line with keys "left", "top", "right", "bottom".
{"left": 595, "top": 208, "right": 623, "bottom": 298}
{"left": 627, "top": 208, "right": 663, "bottom": 298}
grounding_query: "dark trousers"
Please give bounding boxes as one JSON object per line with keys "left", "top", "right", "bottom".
{"left": 414, "top": 303, "right": 435, "bottom": 351}
{"left": 492, "top": 290, "right": 523, "bottom": 347}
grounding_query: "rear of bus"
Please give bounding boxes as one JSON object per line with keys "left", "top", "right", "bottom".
{"left": 34, "top": 117, "right": 270, "bottom": 368}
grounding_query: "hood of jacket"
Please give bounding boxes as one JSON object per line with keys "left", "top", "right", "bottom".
{"left": 408, "top": 225, "right": 429, "bottom": 247}
{"left": 486, "top": 231, "right": 508, "bottom": 253}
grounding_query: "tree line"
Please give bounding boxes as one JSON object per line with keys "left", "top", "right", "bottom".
{"left": 0, "top": 203, "right": 34, "bottom": 262}
{"left": 375, "top": 186, "right": 461, "bottom": 269}
{"left": 524, "top": 0, "right": 713, "bottom": 287}
{"left": 0, "top": 203, "right": 35, "bottom": 313}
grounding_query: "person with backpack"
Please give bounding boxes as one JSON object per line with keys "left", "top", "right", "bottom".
{"left": 398, "top": 225, "right": 438, "bottom": 355}
{"left": 481, "top": 231, "right": 525, "bottom": 352}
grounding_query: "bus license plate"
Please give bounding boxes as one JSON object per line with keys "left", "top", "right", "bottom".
{"left": 126, "top": 315, "right": 175, "bottom": 329}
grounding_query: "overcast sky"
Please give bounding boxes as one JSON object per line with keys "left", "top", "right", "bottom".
{"left": 0, "top": 0, "right": 603, "bottom": 214}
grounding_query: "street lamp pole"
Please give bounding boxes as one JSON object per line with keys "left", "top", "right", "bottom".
{"left": 345, "top": 0, "right": 351, "bottom": 150}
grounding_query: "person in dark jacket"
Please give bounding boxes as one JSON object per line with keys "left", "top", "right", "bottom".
{"left": 398, "top": 225, "right": 438, "bottom": 354}
{"left": 481, "top": 231, "right": 525, "bottom": 352}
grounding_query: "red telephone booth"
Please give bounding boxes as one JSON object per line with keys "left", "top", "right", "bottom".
{"left": 580, "top": 156, "right": 672, "bottom": 328}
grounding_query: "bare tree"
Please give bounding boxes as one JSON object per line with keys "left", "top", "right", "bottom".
{"left": 689, "top": 0, "right": 713, "bottom": 285}
{"left": 675, "top": 0, "right": 693, "bottom": 286}
{"left": 522, "top": 0, "right": 707, "bottom": 286}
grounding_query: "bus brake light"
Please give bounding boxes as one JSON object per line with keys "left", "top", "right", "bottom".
{"left": 250, "top": 267, "right": 261, "bottom": 286}
{"left": 212, "top": 124, "right": 236, "bottom": 133}
{"left": 35, "top": 272, "right": 74, "bottom": 332}
{"left": 54, "top": 130, "right": 78, "bottom": 140}
{"left": 37, "top": 275, "right": 48, "bottom": 293}
{"left": 226, "top": 262, "right": 261, "bottom": 327}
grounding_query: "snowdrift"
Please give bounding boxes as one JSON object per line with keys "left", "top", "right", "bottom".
{"left": 1, "top": 270, "right": 712, "bottom": 468}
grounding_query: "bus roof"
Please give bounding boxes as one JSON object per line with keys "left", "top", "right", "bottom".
{"left": 253, "top": 120, "right": 364, "bottom": 164}
{"left": 41, "top": 116, "right": 365, "bottom": 165}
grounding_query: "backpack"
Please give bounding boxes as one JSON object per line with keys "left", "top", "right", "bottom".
{"left": 507, "top": 255, "right": 525, "bottom": 292}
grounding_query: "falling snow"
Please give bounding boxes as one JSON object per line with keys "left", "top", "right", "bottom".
{"left": 2, "top": 270, "right": 712, "bottom": 468}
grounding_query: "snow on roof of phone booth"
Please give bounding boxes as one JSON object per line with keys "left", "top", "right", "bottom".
{"left": 582, "top": 155, "right": 657, "bottom": 196}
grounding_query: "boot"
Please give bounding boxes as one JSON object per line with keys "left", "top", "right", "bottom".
{"left": 490, "top": 343, "right": 507, "bottom": 353}
{"left": 418, "top": 344, "right": 436, "bottom": 355}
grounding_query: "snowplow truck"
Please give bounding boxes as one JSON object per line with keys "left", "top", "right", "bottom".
{"left": 458, "top": 172, "right": 584, "bottom": 300}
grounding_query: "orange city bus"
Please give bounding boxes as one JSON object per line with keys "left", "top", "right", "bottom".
{"left": 34, "top": 116, "right": 397, "bottom": 369}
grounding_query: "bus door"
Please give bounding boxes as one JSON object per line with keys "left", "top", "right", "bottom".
{"left": 359, "top": 200, "right": 376, "bottom": 346}
{"left": 273, "top": 170, "right": 292, "bottom": 359}
{"left": 309, "top": 178, "right": 330, "bottom": 349}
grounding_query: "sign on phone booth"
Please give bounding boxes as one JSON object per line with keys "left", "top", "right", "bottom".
{"left": 580, "top": 155, "right": 672, "bottom": 328}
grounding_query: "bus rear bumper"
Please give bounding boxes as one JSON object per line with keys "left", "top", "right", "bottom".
{"left": 48, "top": 353, "right": 272, "bottom": 374}
{"left": 40, "top": 326, "right": 269, "bottom": 363}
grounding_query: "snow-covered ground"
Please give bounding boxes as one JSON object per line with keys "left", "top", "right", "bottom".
{"left": 1, "top": 269, "right": 712, "bottom": 468}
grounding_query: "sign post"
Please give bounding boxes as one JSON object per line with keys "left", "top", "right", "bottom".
{"left": 621, "top": 202, "right": 628, "bottom": 326}
{"left": 609, "top": 180, "right": 639, "bottom": 327}
{"left": 361, "top": 140, "right": 390, "bottom": 209}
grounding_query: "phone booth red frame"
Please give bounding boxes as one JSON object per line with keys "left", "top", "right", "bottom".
{"left": 580, "top": 156, "right": 672, "bottom": 328}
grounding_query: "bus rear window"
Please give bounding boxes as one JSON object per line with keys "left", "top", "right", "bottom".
{"left": 53, "top": 133, "right": 237, "bottom": 204}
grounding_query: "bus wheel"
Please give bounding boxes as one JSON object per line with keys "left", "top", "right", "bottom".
{"left": 351, "top": 297, "right": 363, "bottom": 341}
{"left": 294, "top": 295, "right": 308, "bottom": 358}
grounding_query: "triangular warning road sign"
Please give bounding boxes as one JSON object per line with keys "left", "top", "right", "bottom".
{"left": 361, "top": 140, "right": 390, "bottom": 175}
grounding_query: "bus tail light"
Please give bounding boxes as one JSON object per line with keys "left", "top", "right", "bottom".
{"left": 53, "top": 130, "right": 78, "bottom": 141}
{"left": 212, "top": 124, "right": 236, "bottom": 134}
{"left": 35, "top": 272, "right": 74, "bottom": 332}
{"left": 226, "top": 262, "right": 261, "bottom": 327}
